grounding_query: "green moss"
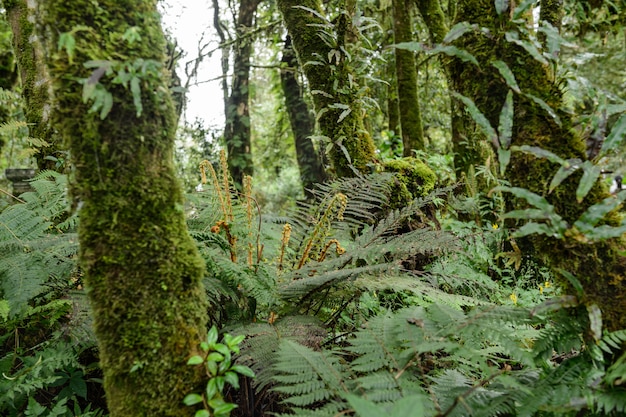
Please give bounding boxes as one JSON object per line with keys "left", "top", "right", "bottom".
{"left": 383, "top": 157, "right": 436, "bottom": 208}
{"left": 28, "top": 1, "right": 209, "bottom": 415}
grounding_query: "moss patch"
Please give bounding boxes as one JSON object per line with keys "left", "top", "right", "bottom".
{"left": 383, "top": 157, "right": 436, "bottom": 208}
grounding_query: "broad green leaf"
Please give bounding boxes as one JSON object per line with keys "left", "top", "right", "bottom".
{"left": 337, "top": 107, "right": 352, "bottom": 123}
{"left": 525, "top": 93, "right": 561, "bottom": 125}
{"left": 183, "top": 393, "right": 203, "bottom": 406}
{"left": 600, "top": 113, "right": 626, "bottom": 155}
{"left": 206, "top": 352, "right": 225, "bottom": 362}
{"left": 431, "top": 45, "right": 479, "bottom": 66}
{"left": 100, "top": 91, "right": 113, "bottom": 120}
{"left": 205, "top": 378, "right": 218, "bottom": 400}
{"left": 580, "top": 224, "right": 626, "bottom": 241}
{"left": 495, "top": 0, "right": 509, "bottom": 15}
{"left": 512, "top": 222, "right": 557, "bottom": 238}
{"left": 505, "top": 31, "right": 548, "bottom": 65}
{"left": 187, "top": 355, "right": 204, "bottom": 366}
{"left": 492, "top": 61, "right": 521, "bottom": 93}
{"left": 453, "top": 92, "right": 498, "bottom": 146}
{"left": 231, "top": 364, "right": 255, "bottom": 378}
{"left": 574, "top": 191, "right": 626, "bottom": 230}
{"left": 530, "top": 295, "right": 579, "bottom": 317}
{"left": 502, "top": 208, "right": 552, "bottom": 220}
{"left": 443, "top": 22, "right": 476, "bottom": 43}
{"left": 498, "top": 90, "right": 514, "bottom": 149}
{"left": 58, "top": 32, "right": 76, "bottom": 62}
{"left": 498, "top": 147, "right": 511, "bottom": 175}
{"left": 207, "top": 326, "right": 219, "bottom": 345}
{"left": 493, "top": 186, "right": 552, "bottom": 209}
{"left": 207, "top": 360, "right": 218, "bottom": 376}
{"left": 515, "top": 145, "right": 566, "bottom": 165}
{"left": 576, "top": 161, "right": 602, "bottom": 202}
{"left": 195, "top": 411, "right": 210, "bottom": 417}
{"left": 549, "top": 159, "right": 582, "bottom": 193}
{"left": 223, "top": 371, "right": 240, "bottom": 389}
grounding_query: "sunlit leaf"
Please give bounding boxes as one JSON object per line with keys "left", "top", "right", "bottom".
{"left": 183, "top": 393, "right": 203, "bottom": 406}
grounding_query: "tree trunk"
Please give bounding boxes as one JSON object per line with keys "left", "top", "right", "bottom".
{"left": 15, "top": 1, "right": 209, "bottom": 415}
{"left": 392, "top": 0, "right": 425, "bottom": 156}
{"left": 452, "top": 0, "right": 626, "bottom": 331}
{"left": 280, "top": 36, "right": 327, "bottom": 196}
{"left": 224, "top": 0, "right": 261, "bottom": 188}
{"left": 4, "top": 1, "right": 59, "bottom": 171}
{"left": 277, "top": 0, "right": 376, "bottom": 177}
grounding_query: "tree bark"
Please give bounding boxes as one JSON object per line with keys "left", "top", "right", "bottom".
{"left": 14, "top": 1, "right": 209, "bottom": 415}
{"left": 451, "top": 0, "right": 626, "bottom": 331}
{"left": 4, "top": 1, "right": 59, "bottom": 171}
{"left": 277, "top": 0, "right": 376, "bottom": 177}
{"left": 280, "top": 36, "right": 327, "bottom": 196}
{"left": 392, "top": 0, "right": 425, "bottom": 156}
{"left": 224, "top": 0, "right": 261, "bottom": 188}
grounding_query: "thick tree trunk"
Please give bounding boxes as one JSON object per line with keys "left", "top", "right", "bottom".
{"left": 224, "top": 0, "right": 260, "bottom": 188}
{"left": 452, "top": 0, "right": 626, "bottom": 331}
{"left": 280, "top": 36, "right": 327, "bottom": 196}
{"left": 15, "top": 1, "right": 209, "bottom": 415}
{"left": 4, "top": 1, "right": 59, "bottom": 171}
{"left": 277, "top": 0, "right": 376, "bottom": 177}
{"left": 392, "top": 0, "right": 425, "bottom": 156}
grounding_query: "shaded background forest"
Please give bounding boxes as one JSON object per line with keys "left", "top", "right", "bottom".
{"left": 1, "top": 0, "right": 626, "bottom": 416}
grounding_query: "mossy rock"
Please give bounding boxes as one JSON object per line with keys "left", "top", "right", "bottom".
{"left": 383, "top": 157, "right": 436, "bottom": 208}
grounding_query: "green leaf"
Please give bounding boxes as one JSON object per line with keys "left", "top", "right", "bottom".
{"left": 514, "top": 145, "right": 566, "bottom": 165}
{"left": 600, "top": 113, "right": 626, "bottom": 155}
{"left": 183, "top": 393, "right": 204, "bottom": 406}
{"left": 574, "top": 192, "right": 626, "bottom": 231}
{"left": 205, "top": 378, "right": 219, "bottom": 400}
{"left": 525, "top": 93, "right": 561, "bottom": 125}
{"left": 498, "top": 147, "right": 511, "bottom": 175}
{"left": 505, "top": 31, "right": 548, "bottom": 65}
{"left": 392, "top": 41, "right": 424, "bottom": 52}
{"left": 498, "top": 90, "right": 514, "bottom": 149}
{"left": 495, "top": 0, "right": 509, "bottom": 15}
{"left": 502, "top": 208, "right": 552, "bottom": 220}
{"left": 493, "top": 186, "right": 551, "bottom": 209}
{"left": 130, "top": 76, "right": 143, "bottom": 117}
{"left": 207, "top": 326, "right": 219, "bottom": 345}
{"left": 576, "top": 161, "right": 602, "bottom": 203}
{"left": 230, "top": 364, "right": 255, "bottom": 378}
{"left": 195, "top": 411, "right": 210, "bottom": 417}
{"left": 431, "top": 45, "right": 479, "bottom": 66}
{"left": 391, "top": 395, "right": 425, "bottom": 416}
{"left": 187, "top": 355, "right": 204, "bottom": 366}
{"left": 512, "top": 222, "right": 557, "bottom": 238}
{"left": 443, "top": 22, "right": 476, "bottom": 43}
{"left": 558, "top": 269, "right": 584, "bottom": 297}
{"left": 453, "top": 92, "right": 498, "bottom": 147}
{"left": 206, "top": 352, "right": 225, "bottom": 362}
{"left": 344, "top": 394, "right": 386, "bottom": 417}
{"left": 549, "top": 159, "right": 582, "bottom": 193}
{"left": 530, "top": 295, "right": 579, "bottom": 317}
{"left": 512, "top": 0, "right": 537, "bottom": 20}
{"left": 100, "top": 91, "right": 113, "bottom": 120}
{"left": 207, "top": 360, "right": 218, "bottom": 376}
{"left": 210, "top": 399, "right": 237, "bottom": 417}
{"left": 492, "top": 60, "right": 521, "bottom": 93}
{"left": 223, "top": 371, "right": 240, "bottom": 389}
{"left": 57, "top": 32, "right": 76, "bottom": 63}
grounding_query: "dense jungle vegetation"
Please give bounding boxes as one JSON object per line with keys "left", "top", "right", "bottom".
{"left": 1, "top": 0, "right": 626, "bottom": 416}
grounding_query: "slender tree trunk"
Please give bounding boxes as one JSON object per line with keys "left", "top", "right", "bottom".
{"left": 452, "top": 0, "right": 626, "bottom": 331}
{"left": 14, "top": 1, "right": 209, "bottom": 415}
{"left": 4, "top": 1, "right": 59, "bottom": 171}
{"left": 392, "top": 0, "right": 425, "bottom": 156}
{"left": 280, "top": 36, "right": 327, "bottom": 196}
{"left": 277, "top": 0, "right": 376, "bottom": 177}
{"left": 224, "top": 0, "right": 261, "bottom": 188}
{"left": 0, "top": 13, "right": 17, "bottom": 156}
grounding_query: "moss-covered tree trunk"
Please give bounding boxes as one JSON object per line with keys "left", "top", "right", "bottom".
{"left": 0, "top": 12, "right": 17, "bottom": 155}
{"left": 277, "top": 0, "right": 376, "bottom": 177}
{"left": 392, "top": 0, "right": 425, "bottom": 156}
{"left": 280, "top": 36, "right": 327, "bottom": 195}
{"left": 224, "top": 0, "right": 261, "bottom": 188}
{"left": 13, "top": 1, "right": 209, "bottom": 415}
{"left": 4, "top": 0, "right": 60, "bottom": 171}
{"left": 451, "top": 0, "right": 626, "bottom": 331}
